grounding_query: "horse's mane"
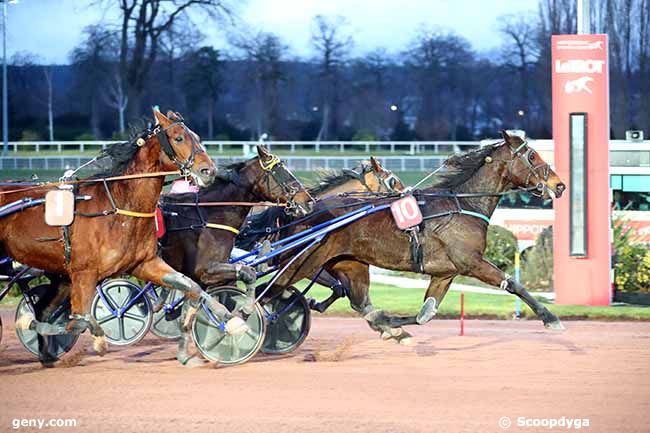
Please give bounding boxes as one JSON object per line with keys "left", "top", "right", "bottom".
{"left": 309, "top": 162, "right": 370, "bottom": 195}
{"left": 92, "top": 120, "right": 155, "bottom": 177}
{"left": 429, "top": 144, "right": 501, "bottom": 189}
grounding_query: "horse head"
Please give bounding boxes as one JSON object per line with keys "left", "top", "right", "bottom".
{"left": 153, "top": 109, "right": 217, "bottom": 187}
{"left": 247, "top": 145, "right": 314, "bottom": 216}
{"left": 496, "top": 131, "right": 565, "bottom": 200}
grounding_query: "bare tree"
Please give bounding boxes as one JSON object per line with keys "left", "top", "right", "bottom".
{"left": 232, "top": 31, "right": 288, "bottom": 138}
{"left": 42, "top": 67, "right": 54, "bottom": 141}
{"left": 499, "top": 13, "right": 539, "bottom": 130}
{"left": 184, "top": 46, "right": 222, "bottom": 138}
{"left": 12, "top": 53, "right": 55, "bottom": 141}
{"left": 403, "top": 28, "right": 475, "bottom": 139}
{"left": 70, "top": 25, "right": 116, "bottom": 138}
{"left": 100, "top": 0, "right": 235, "bottom": 120}
{"left": 104, "top": 70, "right": 129, "bottom": 135}
{"left": 310, "top": 15, "right": 353, "bottom": 140}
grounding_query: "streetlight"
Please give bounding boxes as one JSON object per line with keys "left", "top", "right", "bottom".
{"left": 2, "top": 0, "right": 18, "bottom": 157}
{"left": 517, "top": 109, "right": 525, "bottom": 116}
{"left": 390, "top": 104, "right": 398, "bottom": 112}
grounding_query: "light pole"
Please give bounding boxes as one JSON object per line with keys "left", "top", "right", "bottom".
{"left": 2, "top": 0, "right": 17, "bottom": 157}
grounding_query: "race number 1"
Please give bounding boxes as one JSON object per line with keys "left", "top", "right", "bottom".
{"left": 390, "top": 195, "right": 423, "bottom": 230}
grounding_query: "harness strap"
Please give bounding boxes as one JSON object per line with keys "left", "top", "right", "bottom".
{"left": 459, "top": 209, "right": 491, "bottom": 223}
{"left": 115, "top": 209, "right": 156, "bottom": 218}
{"left": 205, "top": 223, "right": 240, "bottom": 235}
{"left": 406, "top": 227, "right": 425, "bottom": 273}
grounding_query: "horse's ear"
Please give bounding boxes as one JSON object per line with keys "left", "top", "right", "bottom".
{"left": 166, "top": 111, "right": 183, "bottom": 121}
{"left": 153, "top": 109, "right": 172, "bottom": 127}
{"left": 500, "top": 130, "right": 511, "bottom": 143}
{"left": 256, "top": 144, "right": 272, "bottom": 159}
{"left": 369, "top": 156, "right": 383, "bottom": 172}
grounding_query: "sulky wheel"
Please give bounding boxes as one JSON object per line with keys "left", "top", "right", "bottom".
{"left": 15, "top": 284, "right": 78, "bottom": 359}
{"left": 260, "top": 286, "right": 311, "bottom": 354}
{"left": 91, "top": 279, "right": 152, "bottom": 346}
{"left": 149, "top": 286, "right": 183, "bottom": 340}
{"left": 192, "top": 285, "right": 266, "bottom": 365}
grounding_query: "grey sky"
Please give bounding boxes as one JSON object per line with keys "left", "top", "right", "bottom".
{"left": 7, "top": 0, "right": 539, "bottom": 64}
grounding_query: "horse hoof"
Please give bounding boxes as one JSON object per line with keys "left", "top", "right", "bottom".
{"left": 225, "top": 316, "right": 249, "bottom": 336}
{"left": 380, "top": 327, "right": 403, "bottom": 340}
{"left": 545, "top": 320, "right": 565, "bottom": 331}
{"left": 416, "top": 297, "right": 438, "bottom": 325}
{"left": 15, "top": 312, "right": 35, "bottom": 331}
{"left": 399, "top": 337, "right": 413, "bottom": 346}
{"left": 92, "top": 335, "right": 108, "bottom": 356}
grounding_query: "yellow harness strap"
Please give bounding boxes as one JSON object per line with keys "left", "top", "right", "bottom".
{"left": 115, "top": 209, "right": 156, "bottom": 218}
{"left": 205, "top": 223, "right": 240, "bottom": 235}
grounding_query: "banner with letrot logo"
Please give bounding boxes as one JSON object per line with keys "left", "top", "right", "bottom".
{"left": 551, "top": 34, "right": 610, "bottom": 306}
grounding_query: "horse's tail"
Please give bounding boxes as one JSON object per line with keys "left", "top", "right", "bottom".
{"left": 236, "top": 207, "right": 287, "bottom": 250}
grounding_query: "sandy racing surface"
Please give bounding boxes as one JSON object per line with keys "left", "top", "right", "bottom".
{"left": 1, "top": 308, "right": 649, "bottom": 433}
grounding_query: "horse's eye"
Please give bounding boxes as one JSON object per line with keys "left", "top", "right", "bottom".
{"left": 389, "top": 178, "right": 396, "bottom": 187}
{"left": 529, "top": 153, "right": 536, "bottom": 161}
{"left": 175, "top": 136, "right": 184, "bottom": 143}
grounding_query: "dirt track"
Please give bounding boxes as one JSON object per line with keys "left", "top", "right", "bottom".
{"left": 1, "top": 308, "right": 649, "bottom": 433}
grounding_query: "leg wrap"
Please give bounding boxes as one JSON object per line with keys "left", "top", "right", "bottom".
{"left": 500, "top": 277, "right": 517, "bottom": 294}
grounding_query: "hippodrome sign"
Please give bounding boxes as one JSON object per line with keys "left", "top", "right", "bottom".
{"left": 390, "top": 195, "right": 423, "bottom": 230}
{"left": 551, "top": 34, "right": 610, "bottom": 306}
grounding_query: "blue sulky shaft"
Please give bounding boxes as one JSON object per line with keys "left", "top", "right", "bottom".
{"left": 232, "top": 204, "right": 389, "bottom": 268}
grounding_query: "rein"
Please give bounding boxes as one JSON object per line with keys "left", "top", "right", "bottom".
{"left": 0, "top": 171, "right": 181, "bottom": 196}
{"left": 166, "top": 201, "right": 287, "bottom": 207}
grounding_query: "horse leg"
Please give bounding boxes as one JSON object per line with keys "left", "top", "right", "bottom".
{"left": 340, "top": 262, "right": 413, "bottom": 345}
{"left": 307, "top": 269, "right": 347, "bottom": 313}
{"left": 375, "top": 276, "right": 454, "bottom": 328}
{"left": 202, "top": 262, "right": 257, "bottom": 314}
{"left": 68, "top": 271, "right": 107, "bottom": 356}
{"left": 15, "top": 271, "right": 106, "bottom": 361}
{"left": 466, "top": 257, "right": 563, "bottom": 330}
{"left": 132, "top": 257, "right": 249, "bottom": 366}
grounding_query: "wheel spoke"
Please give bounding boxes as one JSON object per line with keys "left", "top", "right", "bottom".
{"left": 202, "top": 333, "right": 226, "bottom": 352}
{"left": 98, "top": 315, "right": 118, "bottom": 325}
{"left": 123, "top": 312, "right": 147, "bottom": 324}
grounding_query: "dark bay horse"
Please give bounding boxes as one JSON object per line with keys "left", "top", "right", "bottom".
{"left": 0, "top": 110, "right": 241, "bottom": 365}
{"left": 159, "top": 145, "right": 314, "bottom": 297}
{"left": 236, "top": 157, "right": 405, "bottom": 312}
{"left": 260, "top": 132, "right": 566, "bottom": 342}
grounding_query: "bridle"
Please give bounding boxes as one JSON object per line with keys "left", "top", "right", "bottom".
{"left": 499, "top": 140, "right": 551, "bottom": 197}
{"left": 348, "top": 163, "right": 403, "bottom": 194}
{"left": 155, "top": 118, "right": 206, "bottom": 178}
{"left": 258, "top": 153, "right": 314, "bottom": 215}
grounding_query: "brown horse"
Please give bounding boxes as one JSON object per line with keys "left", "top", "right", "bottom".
{"left": 158, "top": 145, "right": 314, "bottom": 305}
{"left": 0, "top": 110, "right": 242, "bottom": 365}
{"left": 236, "top": 157, "right": 405, "bottom": 312}
{"left": 261, "top": 131, "right": 566, "bottom": 342}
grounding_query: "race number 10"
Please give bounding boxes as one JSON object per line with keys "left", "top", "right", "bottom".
{"left": 390, "top": 195, "right": 423, "bottom": 230}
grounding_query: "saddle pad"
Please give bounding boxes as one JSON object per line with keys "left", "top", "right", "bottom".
{"left": 45, "top": 189, "right": 75, "bottom": 226}
{"left": 390, "top": 195, "right": 423, "bottom": 230}
{"left": 169, "top": 179, "right": 199, "bottom": 194}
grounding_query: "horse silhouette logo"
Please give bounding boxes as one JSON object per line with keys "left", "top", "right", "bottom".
{"left": 588, "top": 41, "right": 604, "bottom": 50}
{"left": 564, "top": 76, "right": 594, "bottom": 94}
